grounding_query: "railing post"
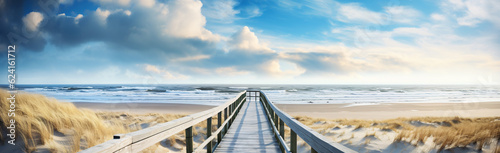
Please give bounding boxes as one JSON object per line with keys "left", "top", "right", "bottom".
{"left": 232, "top": 102, "right": 235, "bottom": 114}
{"left": 228, "top": 105, "right": 232, "bottom": 127}
{"left": 279, "top": 119, "right": 284, "bottom": 139}
{"left": 224, "top": 107, "right": 228, "bottom": 135}
{"left": 274, "top": 113, "right": 279, "bottom": 129}
{"left": 231, "top": 103, "right": 235, "bottom": 123}
{"left": 291, "top": 130, "right": 297, "bottom": 153}
{"left": 186, "top": 126, "right": 193, "bottom": 153}
{"left": 207, "top": 117, "right": 212, "bottom": 153}
{"left": 217, "top": 111, "right": 222, "bottom": 143}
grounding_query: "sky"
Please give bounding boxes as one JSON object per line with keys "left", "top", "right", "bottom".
{"left": 0, "top": 0, "right": 499, "bottom": 85}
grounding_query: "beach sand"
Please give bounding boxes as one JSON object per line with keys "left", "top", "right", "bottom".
{"left": 3, "top": 89, "right": 499, "bottom": 153}
{"left": 276, "top": 102, "right": 500, "bottom": 120}
{"left": 74, "top": 101, "right": 500, "bottom": 120}
{"left": 71, "top": 101, "right": 500, "bottom": 153}
{"left": 73, "top": 102, "right": 214, "bottom": 114}
{"left": 4, "top": 98, "right": 498, "bottom": 153}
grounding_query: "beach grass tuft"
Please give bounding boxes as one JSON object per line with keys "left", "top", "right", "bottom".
{"left": 294, "top": 115, "right": 500, "bottom": 152}
{"left": 0, "top": 89, "right": 128, "bottom": 152}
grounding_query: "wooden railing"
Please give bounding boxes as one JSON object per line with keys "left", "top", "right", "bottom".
{"left": 257, "top": 91, "right": 357, "bottom": 153}
{"left": 81, "top": 90, "right": 356, "bottom": 153}
{"left": 80, "top": 91, "right": 247, "bottom": 153}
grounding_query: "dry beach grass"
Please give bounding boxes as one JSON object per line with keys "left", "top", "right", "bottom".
{"left": 1, "top": 90, "right": 499, "bottom": 152}
{"left": 0, "top": 90, "right": 129, "bottom": 152}
{"left": 0, "top": 89, "right": 223, "bottom": 152}
{"left": 295, "top": 115, "right": 500, "bottom": 152}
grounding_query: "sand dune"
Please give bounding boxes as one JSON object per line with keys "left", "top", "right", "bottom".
{"left": 1, "top": 91, "right": 499, "bottom": 153}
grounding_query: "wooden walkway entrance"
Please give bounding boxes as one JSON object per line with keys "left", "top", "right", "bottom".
{"left": 214, "top": 98, "right": 281, "bottom": 152}
{"left": 81, "top": 91, "right": 356, "bottom": 153}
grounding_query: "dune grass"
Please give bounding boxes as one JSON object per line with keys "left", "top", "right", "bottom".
{"left": 2, "top": 89, "right": 498, "bottom": 152}
{"left": 0, "top": 89, "right": 130, "bottom": 152}
{"left": 294, "top": 115, "right": 500, "bottom": 152}
{"left": 0, "top": 90, "right": 223, "bottom": 152}
{"left": 394, "top": 117, "right": 500, "bottom": 151}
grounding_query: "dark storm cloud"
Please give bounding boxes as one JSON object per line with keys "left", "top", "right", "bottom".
{"left": 0, "top": 0, "right": 50, "bottom": 51}
{"left": 0, "top": 0, "right": 295, "bottom": 81}
{"left": 1, "top": 0, "right": 219, "bottom": 58}
{"left": 43, "top": 9, "right": 217, "bottom": 58}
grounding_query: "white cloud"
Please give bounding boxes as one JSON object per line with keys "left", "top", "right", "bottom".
{"left": 229, "top": 26, "right": 272, "bottom": 52}
{"left": 392, "top": 27, "right": 433, "bottom": 36}
{"left": 215, "top": 67, "right": 249, "bottom": 76}
{"left": 261, "top": 60, "right": 305, "bottom": 78}
{"left": 336, "top": 4, "right": 421, "bottom": 24}
{"left": 91, "top": 0, "right": 131, "bottom": 7}
{"left": 162, "top": 71, "right": 188, "bottom": 79}
{"left": 87, "top": 0, "right": 217, "bottom": 39}
{"left": 384, "top": 6, "right": 421, "bottom": 24}
{"left": 123, "top": 10, "right": 131, "bottom": 16}
{"left": 160, "top": 0, "right": 219, "bottom": 40}
{"left": 117, "top": 0, "right": 131, "bottom": 6}
{"left": 172, "top": 55, "right": 210, "bottom": 62}
{"left": 74, "top": 14, "right": 83, "bottom": 24}
{"left": 444, "top": 0, "right": 500, "bottom": 27}
{"left": 276, "top": 13, "right": 500, "bottom": 83}
{"left": 137, "top": 0, "right": 155, "bottom": 8}
{"left": 13, "top": 0, "right": 500, "bottom": 84}
{"left": 94, "top": 8, "right": 111, "bottom": 24}
{"left": 202, "top": 0, "right": 240, "bottom": 22}
{"left": 244, "top": 6, "right": 262, "bottom": 18}
{"left": 22, "top": 12, "right": 44, "bottom": 31}
{"left": 59, "top": 0, "right": 74, "bottom": 5}
{"left": 337, "top": 3, "right": 383, "bottom": 24}
{"left": 143, "top": 64, "right": 188, "bottom": 80}
{"left": 144, "top": 64, "right": 161, "bottom": 73}
{"left": 431, "top": 13, "right": 447, "bottom": 21}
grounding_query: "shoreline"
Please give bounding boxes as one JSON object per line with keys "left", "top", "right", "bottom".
{"left": 73, "top": 101, "right": 500, "bottom": 120}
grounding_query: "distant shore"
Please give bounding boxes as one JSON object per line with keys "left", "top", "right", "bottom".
{"left": 73, "top": 101, "right": 500, "bottom": 120}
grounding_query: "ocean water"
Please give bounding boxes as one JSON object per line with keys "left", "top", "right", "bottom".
{"left": 3, "top": 84, "right": 500, "bottom": 106}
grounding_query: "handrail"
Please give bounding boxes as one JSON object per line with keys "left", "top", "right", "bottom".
{"left": 80, "top": 91, "right": 247, "bottom": 153}
{"left": 193, "top": 93, "right": 246, "bottom": 153}
{"left": 259, "top": 94, "right": 291, "bottom": 153}
{"left": 259, "top": 91, "right": 357, "bottom": 153}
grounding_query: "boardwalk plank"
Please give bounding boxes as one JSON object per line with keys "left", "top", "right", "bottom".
{"left": 214, "top": 99, "right": 281, "bottom": 153}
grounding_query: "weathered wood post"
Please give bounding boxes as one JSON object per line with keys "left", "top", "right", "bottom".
{"left": 228, "top": 104, "right": 232, "bottom": 127}
{"left": 224, "top": 107, "right": 228, "bottom": 135}
{"left": 186, "top": 126, "right": 193, "bottom": 153}
{"left": 279, "top": 119, "right": 284, "bottom": 139}
{"left": 274, "top": 113, "right": 279, "bottom": 129}
{"left": 207, "top": 117, "right": 212, "bottom": 153}
{"left": 230, "top": 103, "right": 235, "bottom": 124}
{"left": 291, "top": 130, "right": 297, "bottom": 153}
{"left": 217, "top": 112, "right": 222, "bottom": 143}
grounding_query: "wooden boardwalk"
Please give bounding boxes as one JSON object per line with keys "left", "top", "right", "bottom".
{"left": 214, "top": 98, "right": 281, "bottom": 153}
{"left": 81, "top": 91, "right": 356, "bottom": 153}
